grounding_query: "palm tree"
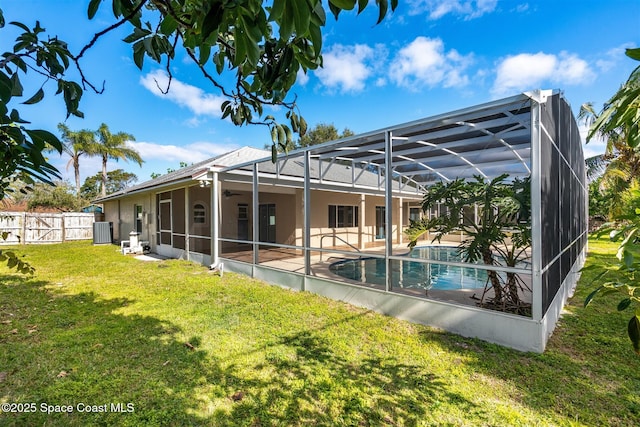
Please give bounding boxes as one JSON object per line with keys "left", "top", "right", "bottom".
{"left": 405, "top": 174, "right": 532, "bottom": 314}
{"left": 89, "top": 123, "right": 142, "bottom": 197}
{"left": 580, "top": 97, "right": 640, "bottom": 218}
{"left": 56, "top": 123, "right": 96, "bottom": 196}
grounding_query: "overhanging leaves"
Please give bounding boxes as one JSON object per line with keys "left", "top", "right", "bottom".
{"left": 628, "top": 315, "right": 640, "bottom": 354}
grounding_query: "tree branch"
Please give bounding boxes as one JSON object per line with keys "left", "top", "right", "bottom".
{"left": 72, "top": 0, "right": 148, "bottom": 93}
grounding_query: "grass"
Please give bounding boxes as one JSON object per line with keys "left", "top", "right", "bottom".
{"left": 0, "top": 238, "right": 638, "bottom": 426}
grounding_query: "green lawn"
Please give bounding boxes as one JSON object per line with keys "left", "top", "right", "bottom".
{"left": 0, "top": 239, "right": 638, "bottom": 426}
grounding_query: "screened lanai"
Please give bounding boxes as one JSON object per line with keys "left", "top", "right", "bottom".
{"left": 208, "top": 90, "right": 587, "bottom": 353}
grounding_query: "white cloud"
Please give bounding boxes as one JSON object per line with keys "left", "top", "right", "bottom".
{"left": 389, "top": 37, "right": 472, "bottom": 90}
{"left": 140, "top": 70, "right": 226, "bottom": 117}
{"left": 492, "top": 51, "right": 595, "bottom": 97}
{"left": 596, "top": 43, "right": 635, "bottom": 73}
{"left": 408, "top": 0, "right": 498, "bottom": 20}
{"left": 296, "top": 69, "right": 310, "bottom": 86}
{"left": 126, "top": 140, "right": 239, "bottom": 164}
{"left": 314, "top": 44, "right": 378, "bottom": 93}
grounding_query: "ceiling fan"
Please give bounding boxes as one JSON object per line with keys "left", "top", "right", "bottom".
{"left": 223, "top": 190, "right": 242, "bottom": 197}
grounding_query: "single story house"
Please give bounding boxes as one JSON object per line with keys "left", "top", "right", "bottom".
{"left": 96, "top": 90, "right": 588, "bottom": 353}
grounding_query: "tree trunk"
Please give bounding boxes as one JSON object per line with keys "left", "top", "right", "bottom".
{"left": 73, "top": 157, "right": 81, "bottom": 196}
{"left": 505, "top": 273, "right": 521, "bottom": 307}
{"left": 101, "top": 155, "right": 108, "bottom": 197}
{"left": 482, "top": 249, "right": 503, "bottom": 304}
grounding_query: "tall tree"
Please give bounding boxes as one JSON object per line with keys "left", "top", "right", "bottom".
{"left": 584, "top": 48, "right": 640, "bottom": 150}
{"left": 580, "top": 48, "right": 640, "bottom": 220}
{"left": 90, "top": 123, "right": 142, "bottom": 197}
{"left": 55, "top": 124, "right": 96, "bottom": 196}
{"left": 81, "top": 169, "right": 138, "bottom": 199}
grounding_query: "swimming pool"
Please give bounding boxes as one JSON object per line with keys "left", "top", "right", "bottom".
{"left": 329, "top": 246, "right": 488, "bottom": 291}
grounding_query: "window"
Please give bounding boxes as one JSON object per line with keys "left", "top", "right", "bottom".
{"left": 238, "top": 203, "right": 248, "bottom": 220}
{"left": 194, "top": 203, "right": 206, "bottom": 224}
{"left": 409, "top": 207, "right": 421, "bottom": 223}
{"left": 134, "top": 205, "right": 143, "bottom": 233}
{"left": 328, "top": 205, "right": 359, "bottom": 228}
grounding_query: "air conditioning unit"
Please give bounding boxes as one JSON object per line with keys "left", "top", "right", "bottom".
{"left": 93, "top": 222, "right": 113, "bottom": 245}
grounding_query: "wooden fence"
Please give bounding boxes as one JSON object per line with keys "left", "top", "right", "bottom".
{"left": 0, "top": 212, "right": 94, "bottom": 245}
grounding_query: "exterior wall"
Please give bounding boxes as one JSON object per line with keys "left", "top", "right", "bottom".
{"left": 103, "top": 200, "right": 121, "bottom": 241}
{"left": 220, "top": 190, "right": 253, "bottom": 252}
{"left": 219, "top": 190, "right": 297, "bottom": 245}
{"left": 154, "top": 185, "right": 213, "bottom": 260}
{"left": 310, "top": 190, "right": 361, "bottom": 248}
{"left": 309, "top": 191, "right": 404, "bottom": 249}
{"left": 102, "top": 195, "right": 155, "bottom": 244}
{"left": 258, "top": 191, "right": 297, "bottom": 245}
{"left": 217, "top": 186, "right": 413, "bottom": 251}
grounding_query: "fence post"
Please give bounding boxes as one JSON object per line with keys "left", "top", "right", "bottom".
{"left": 21, "top": 212, "right": 26, "bottom": 245}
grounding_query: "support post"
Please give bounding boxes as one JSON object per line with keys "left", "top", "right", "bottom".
{"left": 303, "top": 151, "right": 311, "bottom": 278}
{"left": 211, "top": 171, "right": 220, "bottom": 267}
{"left": 185, "top": 185, "right": 190, "bottom": 261}
{"left": 384, "top": 131, "right": 393, "bottom": 293}
{"left": 530, "top": 94, "right": 543, "bottom": 322}
{"left": 253, "top": 163, "right": 259, "bottom": 265}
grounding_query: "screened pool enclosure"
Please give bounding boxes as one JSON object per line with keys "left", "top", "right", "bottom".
{"left": 99, "top": 90, "right": 585, "bottom": 353}
{"left": 204, "top": 90, "right": 588, "bottom": 352}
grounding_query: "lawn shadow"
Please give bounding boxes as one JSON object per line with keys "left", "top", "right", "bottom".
{"left": 0, "top": 274, "right": 225, "bottom": 426}
{"left": 207, "top": 315, "right": 477, "bottom": 426}
{"left": 412, "top": 248, "right": 640, "bottom": 426}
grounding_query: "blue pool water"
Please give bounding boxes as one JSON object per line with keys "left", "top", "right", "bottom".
{"left": 329, "top": 246, "right": 487, "bottom": 291}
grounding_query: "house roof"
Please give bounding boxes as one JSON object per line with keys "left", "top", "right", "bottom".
{"left": 94, "top": 146, "right": 269, "bottom": 202}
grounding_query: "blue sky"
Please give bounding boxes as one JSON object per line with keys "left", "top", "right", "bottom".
{"left": 2, "top": 0, "right": 639, "bottom": 185}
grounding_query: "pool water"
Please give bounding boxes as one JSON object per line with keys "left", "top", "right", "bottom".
{"left": 329, "top": 246, "right": 488, "bottom": 291}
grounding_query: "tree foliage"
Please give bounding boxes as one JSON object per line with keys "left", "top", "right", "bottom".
{"left": 81, "top": 169, "right": 138, "bottom": 199}
{"left": 582, "top": 47, "right": 640, "bottom": 354}
{"left": 583, "top": 48, "right": 640, "bottom": 150}
{"left": 0, "top": 8, "right": 88, "bottom": 275}
{"left": 89, "top": 123, "right": 141, "bottom": 198}
{"left": 296, "top": 122, "right": 354, "bottom": 148}
{"left": 150, "top": 161, "right": 189, "bottom": 179}
{"left": 585, "top": 198, "right": 640, "bottom": 355}
{"left": 0, "top": 8, "right": 84, "bottom": 201}
{"left": 27, "top": 181, "right": 81, "bottom": 212}
{"left": 55, "top": 123, "right": 96, "bottom": 196}
{"left": 83, "top": 0, "right": 396, "bottom": 161}
{"left": 588, "top": 178, "right": 615, "bottom": 222}
{"left": 271, "top": 122, "right": 355, "bottom": 151}
{"left": 405, "top": 174, "right": 531, "bottom": 314}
